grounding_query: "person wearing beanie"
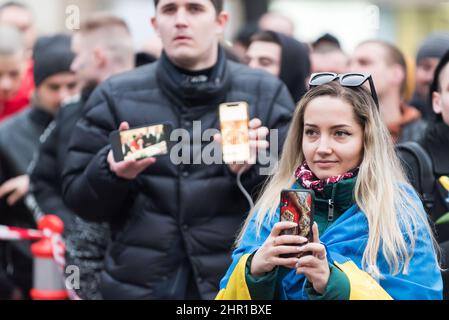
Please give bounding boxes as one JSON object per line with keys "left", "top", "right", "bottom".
{"left": 29, "top": 13, "right": 136, "bottom": 300}
{"left": 401, "top": 48, "right": 449, "bottom": 300}
{"left": 0, "top": 33, "right": 78, "bottom": 300}
{"left": 410, "top": 32, "right": 449, "bottom": 120}
{"left": 246, "top": 30, "right": 311, "bottom": 103}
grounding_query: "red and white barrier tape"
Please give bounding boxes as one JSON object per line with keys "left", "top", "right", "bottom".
{"left": 0, "top": 225, "right": 43, "bottom": 241}
{"left": 0, "top": 224, "right": 81, "bottom": 300}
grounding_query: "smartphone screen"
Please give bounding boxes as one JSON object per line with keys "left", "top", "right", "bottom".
{"left": 110, "top": 123, "right": 172, "bottom": 162}
{"left": 279, "top": 189, "right": 314, "bottom": 258}
{"left": 219, "top": 102, "right": 250, "bottom": 164}
{"left": 279, "top": 190, "right": 314, "bottom": 239}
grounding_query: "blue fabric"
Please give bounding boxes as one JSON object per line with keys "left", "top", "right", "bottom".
{"left": 219, "top": 185, "right": 443, "bottom": 300}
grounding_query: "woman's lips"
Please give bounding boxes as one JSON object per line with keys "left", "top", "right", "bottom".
{"left": 314, "top": 161, "right": 338, "bottom": 169}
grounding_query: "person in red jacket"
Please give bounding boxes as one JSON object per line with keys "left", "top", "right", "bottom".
{"left": 0, "top": 25, "right": 34, "bottom": 122}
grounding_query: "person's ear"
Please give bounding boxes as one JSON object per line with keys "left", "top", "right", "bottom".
{"left": 93, "top": 47, "right": 107, "bottom": 69}
{"left": 151, "top": 17, "right": 160, "bottom": 38}
{"left": 216, "top": 11, "right": 229, "bottom": 36}
{"left": 391, "top": 64, "right": 405, "bottom": 89}
{"left": 432, "top": 91, "right": 443, "bottom": 115}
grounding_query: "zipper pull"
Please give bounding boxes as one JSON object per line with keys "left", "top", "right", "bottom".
{"left": 328, "top": 199, "right": 334, "bottom": 222}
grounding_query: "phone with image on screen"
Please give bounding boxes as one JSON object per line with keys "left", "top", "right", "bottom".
{"left": 279, "top": 189, "right": 315, "bottom": 258}
{"left": 219, "top": 101, "right": 250, "bottom": 164}
{"left": 109, "top": 123, "right": 173, "bottom": 162}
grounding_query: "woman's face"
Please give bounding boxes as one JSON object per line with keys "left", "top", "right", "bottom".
{"left": 302, "top": 95, "right": 364, "bottom": 179}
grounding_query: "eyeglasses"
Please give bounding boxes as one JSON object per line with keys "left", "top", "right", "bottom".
{"left": 308, "top": 72, "right": 379, "bottom": 108}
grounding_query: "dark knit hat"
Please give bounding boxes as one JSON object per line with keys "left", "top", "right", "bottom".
{"left": 33, "top": 34, "right": 74, "bottom": 87}
{"left": 416, "top": 32, "right": 449, "bottom": 63}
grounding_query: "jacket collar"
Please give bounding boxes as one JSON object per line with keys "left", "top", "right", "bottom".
{"left": 294, "top": 176, "right": 357, "bottom": 222}
{"left": 29, "top": 104, "right": 54, "bottom": 128}
{"left": 156, "top": 46, "right": 230, "bottom": 109}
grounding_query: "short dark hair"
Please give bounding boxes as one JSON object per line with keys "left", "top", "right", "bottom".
{"left": 153, "top": 0, "right": 223, "bottom": 14}
{"left": 80, "top": 13, "right": 130, "bottom": 34}
{"left": 0, "top": 1, "right": 28, "bottom": 14}
{"left": 250, "top": 30, "right": 281, "bottom": 46}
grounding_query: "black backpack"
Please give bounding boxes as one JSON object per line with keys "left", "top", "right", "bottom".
{"left": 396, "top": 142, "right": 435, "bottom": 212}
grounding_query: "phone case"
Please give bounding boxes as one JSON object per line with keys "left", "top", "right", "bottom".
{"left": 219, "top": 102, "right": 251, "bottom": 164}
{"left": 109, "top": 123, "right": 173, "bottom": 162}
{"left": 279, "top": 189, "right": 315, "bottom": 258}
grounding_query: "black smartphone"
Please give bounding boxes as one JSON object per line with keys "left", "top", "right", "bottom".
{"left": 109, "top": 123, "right": 173, "bottom": 162}
{"left": 279, "top": 189, "right": 315, "bottom": 258}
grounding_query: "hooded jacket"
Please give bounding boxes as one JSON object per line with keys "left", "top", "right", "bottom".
{"left": 270, "top": 31, "right": 311, "bottom": 104}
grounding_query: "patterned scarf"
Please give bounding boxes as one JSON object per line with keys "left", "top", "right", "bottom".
{"left": 295, "top": 162, "right": 358, "bottom": 193}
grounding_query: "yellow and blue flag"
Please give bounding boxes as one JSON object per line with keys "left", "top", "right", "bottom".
{"left": 217, "top": 188, "right": 442, "bottom": 300}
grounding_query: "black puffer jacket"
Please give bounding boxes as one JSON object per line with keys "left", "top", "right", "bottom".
{"left": 62, "top": 49, "right": 294, "bottom": 299}
{"left": 0, "top": 106, "right": 53, "bottom": 298}
{"left": 28, "top": 87, "right": 111, "bottom": 300}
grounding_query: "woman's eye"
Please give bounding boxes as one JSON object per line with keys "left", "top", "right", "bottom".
{"left": 335, "top": 130, "right": 350, "bottom": 137}
{"left": 305, "top": 129, "right": 317, "bottom": 136}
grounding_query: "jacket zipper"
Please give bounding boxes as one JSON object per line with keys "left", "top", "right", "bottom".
{"left": 328, "top": 199, "right": 334, "bottom": 222}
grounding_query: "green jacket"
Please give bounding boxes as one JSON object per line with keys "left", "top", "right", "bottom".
{"left": 245, "top": 177, "right": 357, "bottom": 300}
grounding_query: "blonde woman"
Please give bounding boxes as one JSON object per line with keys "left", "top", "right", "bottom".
{"left": 217, "top": 73, "right": 442, "bottom": 300}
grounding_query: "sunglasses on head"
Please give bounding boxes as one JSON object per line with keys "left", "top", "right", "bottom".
{"left": 308, "top": 72, "right": 379, "bottom": 108}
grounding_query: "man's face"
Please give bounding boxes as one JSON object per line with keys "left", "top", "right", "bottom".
{"left": 311, "top": 51, "right": 349, "bottom": 74}
{"left": 432, "top": 63, "right": 449, "bottom": 126}
{"left": 70, "top": 33, "right": 98, "bottom": 86}
{"left": 416, "top": 57, "right": 439, "bottom": 99}
{"left": 36, "top": 72, "right": 79, "bottom": 114}
{"left": 0, "top": 7, "right": 37, "bottom": 56}
{"left": 151, "top": 0, "right": 227, "bottom": 69}
{"left": 0, "top": 52, "right": 26, "bottom": 100}
{"left": 245, "top": 41, "right": 281, "bottom": 77}
{"left": 349, "top": 43, "right": 391, "bottom": 98}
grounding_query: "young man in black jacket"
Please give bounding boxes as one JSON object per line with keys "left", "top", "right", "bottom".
{"left": 401, "top": 49, "right": 449, "bottom": 300}
{"left": 28, "top": 14, "right": 135, "bottom": 300}
{"left": 62, "top": 0, "right": 294, "bottom": 300}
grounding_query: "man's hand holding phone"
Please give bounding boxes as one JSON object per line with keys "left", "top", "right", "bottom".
{"left": 214, "top": 118, "right": 269, "bottom": 175}
{"left": 250, "top": 221, "right": 308, "bottom": 277}
{"left": 107, "top": 122, "right": 157, "bottom": 180}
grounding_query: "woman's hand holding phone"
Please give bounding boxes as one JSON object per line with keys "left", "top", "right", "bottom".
{"left": 107, "top": 122, "right": 157, "bottom": 180}
{"left": 250, "top": 221, "right": 308, "bottom": 277}
{"left": 295, "top": 222, "right": 330, "bottom": 294}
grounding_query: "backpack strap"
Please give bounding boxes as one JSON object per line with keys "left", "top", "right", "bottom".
{"left": 396, "top": 142, "right": 435, "bottom": 212}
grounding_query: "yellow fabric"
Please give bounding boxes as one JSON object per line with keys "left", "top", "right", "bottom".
{"left": 334, "top": 261, "right": 393, "bottom": 300}
{"left": 216, "top": 254, "right": 252, "bottom": 300}
{"left": 439, "top": 176, "right": 449, "bottom": 191}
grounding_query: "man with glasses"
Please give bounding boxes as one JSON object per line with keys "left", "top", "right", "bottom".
{"left": 350, "top": 40, "right": 426, "bottom": 143}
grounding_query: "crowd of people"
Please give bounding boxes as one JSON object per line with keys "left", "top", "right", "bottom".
{"left": 0, "top": 0, "right": 448, "bottom": 300}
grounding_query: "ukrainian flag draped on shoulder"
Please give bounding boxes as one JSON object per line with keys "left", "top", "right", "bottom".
{"left": 216, "top": 188, "right": 442, "bottom": 300}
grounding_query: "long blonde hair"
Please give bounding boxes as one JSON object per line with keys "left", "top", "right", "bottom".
{"left": 237, "top": 82, "right": 438, "bottom": 278}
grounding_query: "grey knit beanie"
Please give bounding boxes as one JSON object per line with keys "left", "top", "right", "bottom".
{"left": 416, "top": 32, "right": 449, "bottom": 63}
